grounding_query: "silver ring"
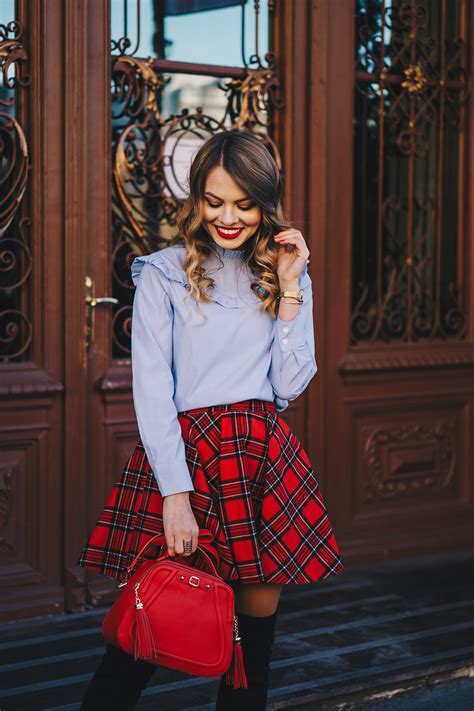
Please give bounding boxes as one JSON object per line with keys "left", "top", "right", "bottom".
{"left": 183, "top": 539, "right": 193, "bottom": 553}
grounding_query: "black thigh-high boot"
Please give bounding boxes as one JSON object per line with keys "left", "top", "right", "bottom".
{"left": 215, "top": 610, "right": 278, "bottom": 711}
{"left": 79, "top": 643, "right": 157, "bottom": 710}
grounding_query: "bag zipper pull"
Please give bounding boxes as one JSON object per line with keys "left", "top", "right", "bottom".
{"left": 225, "top": 614, "right": 248, "bottom": 689}
{"left": 133, "top": 581, "right": 157, "bottom": 660}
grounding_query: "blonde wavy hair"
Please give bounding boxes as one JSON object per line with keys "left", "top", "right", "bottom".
{"left": 173, "top": 129, "right": 292, "bottom": 319}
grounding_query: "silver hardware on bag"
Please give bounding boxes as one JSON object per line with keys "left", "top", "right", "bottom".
{"left": 233, "top": 614, "right": 241, "bottom": 642}
{"left": 133, "top": 582, "right": 144, "bottom": 609}
{"left": 189, "top": 575, "right": 200, "bottom": 587}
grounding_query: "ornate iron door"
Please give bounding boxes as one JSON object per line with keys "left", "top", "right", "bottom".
{"left": 76, "top": 0, "right": 290, "bottom": 609}
{"left": 0, "top": 0, "right": 302, "bottom": 620}
{"left": 317, "top": 0, "right": 474, "bottom": 566}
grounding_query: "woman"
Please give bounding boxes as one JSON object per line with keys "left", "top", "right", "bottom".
{"left": 78, "top": 129, "right": 344, "bottom": 710}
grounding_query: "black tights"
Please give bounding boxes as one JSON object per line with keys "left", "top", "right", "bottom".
{"left": 214, "top": 610, "right": 278, "bottom": 710}
{"left": 79, "top": 643, "right": 156, "bottom": 710}
{"left": 79, "top": 610, "right": 278, "bottom": 710}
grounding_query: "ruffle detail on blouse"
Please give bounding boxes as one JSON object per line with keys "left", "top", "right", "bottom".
{"left": 131, "top": 246, "right": 265, "bottom": 309}
{"left": 131, "top": 249, "right": 190, "bottom": 290}
{"left": 207, "top": 286, "right": 263, "bottom": 308}
{"left": 131, "top": 247, "right": 311, "bottom": 308}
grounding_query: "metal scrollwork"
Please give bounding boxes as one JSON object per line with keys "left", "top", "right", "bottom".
{"left": 110, "top": 3, "right": 282, "bottom": 358}
{"left": 0, "top": 19, "right": 32, "bottom": 362}
{"left": 352, "top": 0, "right": 470, "bottom": 343}
{"left": 222, "top": 63, "right": 283, "bottom": 169}
{"left": 0, "top": 21, "right": 30, "bottom": 97}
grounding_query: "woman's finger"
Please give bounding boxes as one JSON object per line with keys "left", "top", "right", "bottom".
{"left": 275, "top": 237, "right": 309, "bottom": 257}
{"left": 180, "top": 529, "right": 197, "bottom": 556}
{"left": 174, "top": 534, "right": 184, "bottom": 556}
{"left": 166, "top": 532, "right": 175, "bottom": 557}
{"left": 275, "top": 235, "right": 307, "bottom": 247}
{"left": 274, "top": 228, "right": 301, "bottom": 237}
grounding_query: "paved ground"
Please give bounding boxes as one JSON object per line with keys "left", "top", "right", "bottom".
{"left": 1, "top": 550, "right": 473, "bottom": 710}
{"left": 365, "top": 676, "right": 474, "bottom": 711}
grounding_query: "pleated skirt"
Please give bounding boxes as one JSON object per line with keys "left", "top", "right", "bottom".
{"left": 77, "top": 398, "right": 344, "bottom": 585}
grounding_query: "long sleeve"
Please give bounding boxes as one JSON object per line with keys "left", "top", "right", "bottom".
{"left": 268, "top": 269, "right": 318, "bottom": 405}
{"left": 131, "top": 261, "right": 195, "bottom": 497}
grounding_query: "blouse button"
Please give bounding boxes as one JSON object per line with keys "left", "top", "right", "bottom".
{"left": 282, "top": 338, "right": 288, "bottom": 344}
{"left": 282, "top": 326, "right": 289, "bottom": 333}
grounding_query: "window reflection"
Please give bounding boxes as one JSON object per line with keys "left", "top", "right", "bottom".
{"left": 163, "top": 1, "right": 269, "bottom": 65}
{"left": 162, "top": 73, "right": 231, "bottom": 122}
{"left": 0, "top": 0, "right": 17, "bottom": 112}
{"left": 111, "top": 0, "right": 269, "bottom": 66}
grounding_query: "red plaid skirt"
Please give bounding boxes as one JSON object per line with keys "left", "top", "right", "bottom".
{"left": 77, "top": 399, "right": 344, "bottom": 585}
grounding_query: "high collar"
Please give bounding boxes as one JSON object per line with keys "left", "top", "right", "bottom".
{"left": 211, "top": 242, "right": 245, "bottom": 260}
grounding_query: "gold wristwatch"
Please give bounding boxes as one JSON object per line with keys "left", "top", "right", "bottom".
{"left": 278, "top": 289, "right": 304, "bottom": 304}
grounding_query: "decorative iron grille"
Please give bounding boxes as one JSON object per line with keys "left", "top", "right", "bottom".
{"left": 110, "top": 0, "right": 282, "bottom": 358}
{"left": 352, "top": 0, "right": 470, "bottom": 344}
{"left": 0, "top": 16, "right": 31, "bottom": 362}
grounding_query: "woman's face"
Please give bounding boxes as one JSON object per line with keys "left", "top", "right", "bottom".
{"left": 201, "top": 166, "right": 262, "bottom": 250}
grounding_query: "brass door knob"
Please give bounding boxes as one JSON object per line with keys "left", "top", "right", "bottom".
{"left": 85, "top": 275, "right": 119, "bottom": 352}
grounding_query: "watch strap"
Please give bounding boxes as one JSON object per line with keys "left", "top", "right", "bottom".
{"left": 278, "top": 289, "right": 304, "bottom": 303}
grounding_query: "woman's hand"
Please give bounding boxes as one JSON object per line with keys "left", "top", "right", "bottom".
{"left": 162, "top": 492, "right": 199, "bottom": 557}
{"left": 274, "top": 229, "right": 310, "bottom": 286}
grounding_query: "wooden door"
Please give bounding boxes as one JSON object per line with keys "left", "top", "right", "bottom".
{"left": 311, "top": 0, "right": 474, "bottom": 564}
{"left": 0, "top": 0, "right": 118, "bottom": 621}
{"left": 0, "top": 0, "right": 296, "bottom": 622}
{"left": 0, "top": 0, "right": 71, "bottom": 622}
{"left": 72, "top": 0, "right": 295, "bottom": 611}
{"left": 8, "top": 0, "right": 469, "bottom": 623}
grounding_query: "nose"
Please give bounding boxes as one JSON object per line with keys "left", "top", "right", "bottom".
{"left": 220, "top": 206, "right": 240, "bottom": 225}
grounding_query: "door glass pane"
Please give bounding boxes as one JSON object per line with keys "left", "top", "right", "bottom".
{"left": 1, "top": 2, "right": 32, "bottom": 362}
{"left": 352, "top": 0, "right": 469, "bottom": 344}
{"left": 163, "top": 2, "right": 269, "bottom": 65}
{"left": 0, "top": 1, "right": 16, "bottom": 111}
{"left": 110, "top": 0, "right": 273, "bottom": 358}
{"left": 111, "top": 0, "right": 269, "bottom": 65}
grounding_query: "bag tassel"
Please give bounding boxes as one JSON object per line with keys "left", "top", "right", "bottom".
{"left": 133, "top": 585, "right": 158, "bottom": 661}
{"left": 225, "top": 615, "right": 248, "bottom": 689}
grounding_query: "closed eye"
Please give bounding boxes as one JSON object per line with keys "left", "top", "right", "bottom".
{"left": 206, "top": 200, "right": 255, "bottom": 211}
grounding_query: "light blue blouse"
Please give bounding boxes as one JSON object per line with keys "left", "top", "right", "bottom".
{"left": 130, "top": 241, "right": 317, "bottom": 497}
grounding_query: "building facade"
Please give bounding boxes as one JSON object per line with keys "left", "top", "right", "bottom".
{"left": 1, "top": 0, "right": 473, "bottom": 621}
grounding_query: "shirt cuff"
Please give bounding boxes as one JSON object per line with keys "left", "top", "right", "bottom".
{"left": 153, "top": 458, "right": 195, "bottom": 498}
{"left": 275, "top": 312, "right": 307, "bottom": 353}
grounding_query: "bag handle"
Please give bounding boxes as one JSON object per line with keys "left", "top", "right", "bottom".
{"left": 152, "top": 544, "right": 221, "bottom": 578}
{"left": 128, "top": 527, "right": 217, "bottom": 570}
{"left": 124, "top": 528, "right": 220, "bottom": 580}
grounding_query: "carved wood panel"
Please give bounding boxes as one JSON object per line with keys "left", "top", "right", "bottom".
{"left": 351, "top": 402, "right": 463, "bottom": 513}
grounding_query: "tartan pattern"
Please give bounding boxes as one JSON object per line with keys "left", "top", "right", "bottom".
{"left": 77, "top": 399, "right": 344, "bottom": 585}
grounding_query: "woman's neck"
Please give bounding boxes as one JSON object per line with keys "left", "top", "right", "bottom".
{"left": 211, "top": 242, "right": 245, "bottom": 259}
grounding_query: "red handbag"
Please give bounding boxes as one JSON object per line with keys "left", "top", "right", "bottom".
{"left": 101, "top": 528, "right": 247, "bottom": 688}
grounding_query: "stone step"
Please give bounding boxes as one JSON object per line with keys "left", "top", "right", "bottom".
{"left": 1, "top": 550, "right": 473, "bottom": 710}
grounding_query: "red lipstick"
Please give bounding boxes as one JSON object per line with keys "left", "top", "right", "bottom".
{"left": 214, "top": 226, "right": 244, "bottom": 240}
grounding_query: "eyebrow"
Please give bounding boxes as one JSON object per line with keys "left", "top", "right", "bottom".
{"left": 204, "top": 191, "right": 252, "bottom": 203}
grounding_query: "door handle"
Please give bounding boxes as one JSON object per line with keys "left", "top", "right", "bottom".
{"left": 85, "top": 275, "right": 119, "bottom": 352}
